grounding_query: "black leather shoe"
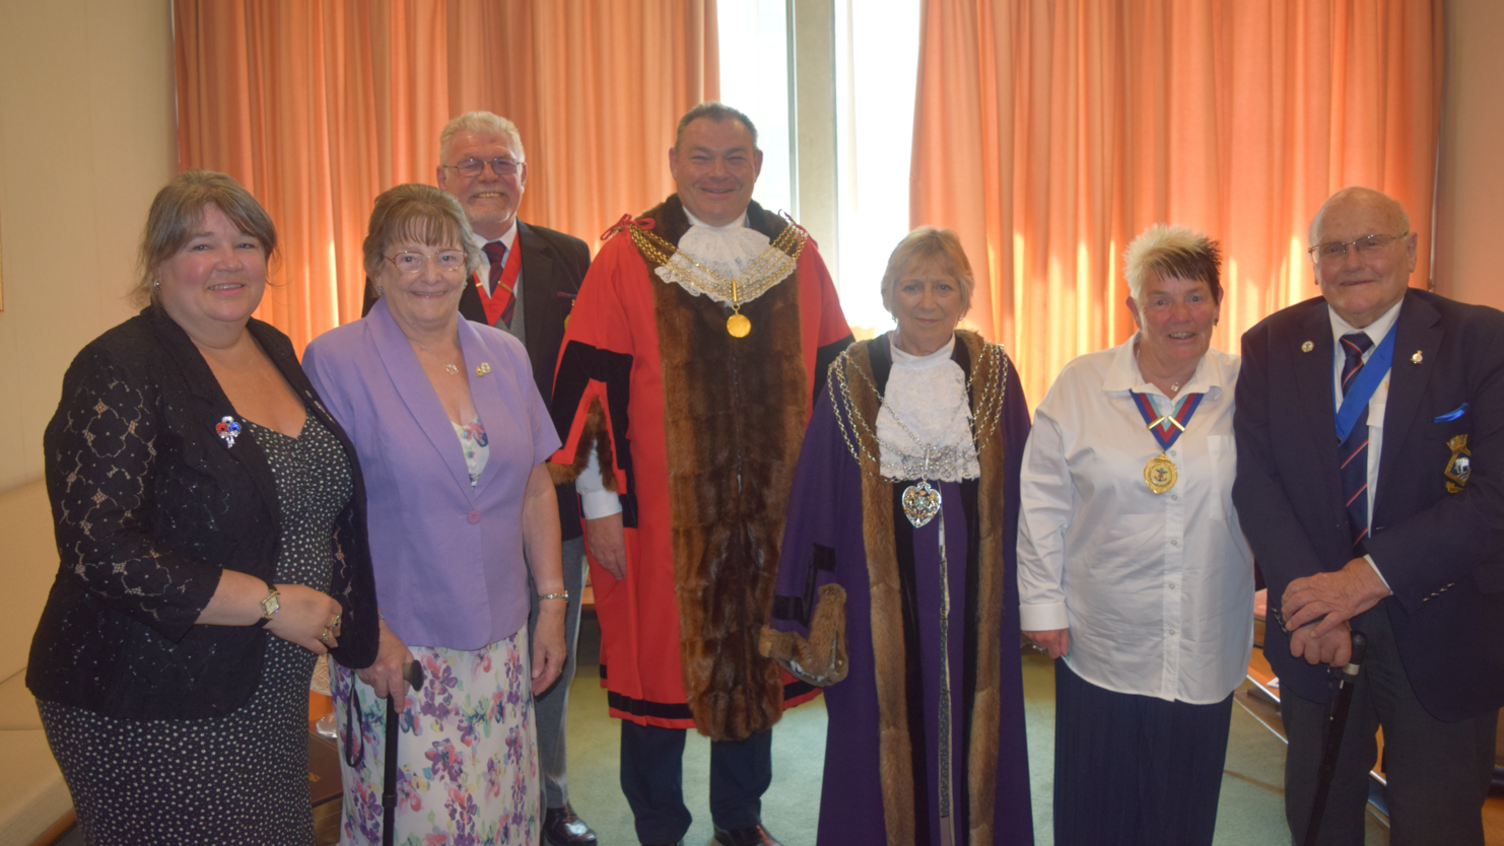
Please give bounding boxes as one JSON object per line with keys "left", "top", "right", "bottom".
{"left": 713, "top": 823, "right": 783, "bottom": 846}
{"left": 543, "top": 804, "right": 598, "bottom": 846}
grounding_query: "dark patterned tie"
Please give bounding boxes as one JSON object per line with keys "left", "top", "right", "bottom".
{"left": 481, "top": 241, "right": 516, "bottom": 327}
{"left": 1339, "top": 331, "right": 1375, "bottom": 552}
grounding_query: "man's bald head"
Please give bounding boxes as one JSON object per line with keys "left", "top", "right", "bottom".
{"left": 1307, "top": 186, "right": 1418, "bottom": 328}
{"left": 1308, "top": 186, "right": 1409, "bottom": 246}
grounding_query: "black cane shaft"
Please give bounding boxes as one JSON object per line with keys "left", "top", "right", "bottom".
{"left": 381, "top": 661, "right": 421, "bottom": 846}
{"left": 1303, "top": 631, "right": 1369, "bottom": 846}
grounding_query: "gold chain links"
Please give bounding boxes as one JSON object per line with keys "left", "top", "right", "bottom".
{"left": 828, "top": 341, "right": 1009, "bottom": 483}
{"left": 629, "top": 223, "right": 807, "bottom": 313}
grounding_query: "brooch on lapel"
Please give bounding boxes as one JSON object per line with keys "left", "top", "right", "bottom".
{"left": 475, "top": 362, "right": 492, "bottom": 377}
{"left": 1301, "top": 341, "right": 1314, "bottom": 352}
{"left": 216, "top": 416, "right": 242, "bottom": 449}
{"left": 1445, "top": 434, "right": 1471, "bottom": 493}
{"left": 1411, "top": 350, "right": 1423, "bottom": 364}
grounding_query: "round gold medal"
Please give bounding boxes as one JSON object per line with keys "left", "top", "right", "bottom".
{"left": 1144, "top": 454, "right": 1177, "bottom": 494}
{"left": 726, "top": 313, "right": 752, "bottom": 338}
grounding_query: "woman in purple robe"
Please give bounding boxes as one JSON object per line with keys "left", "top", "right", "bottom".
{"left": 761, "top": 227, "right": 1035, "bottom": 845}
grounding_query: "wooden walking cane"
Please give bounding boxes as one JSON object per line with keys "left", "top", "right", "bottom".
{"left": 383, "top": 661, "right": 426, "bottom": 846}
{"left": 1302, "top": 631, "right": 1369, "bottom": 846}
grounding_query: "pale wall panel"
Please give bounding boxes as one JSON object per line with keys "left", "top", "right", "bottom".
{"left": 0, "top": 0, "right": 175, "bottom": 494}
{"left": 1435, "top": 0, "right": 1504, "bottom": 310}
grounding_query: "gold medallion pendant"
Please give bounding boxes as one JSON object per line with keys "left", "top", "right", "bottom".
{"left": 1144, "top": 454, "right": 1177, "bottom": 494}
{"left": 902, "top": 480, "right": 942, "bottom": 528}
{"left": 726, "top": 313, "right": 752, "bottom": 338}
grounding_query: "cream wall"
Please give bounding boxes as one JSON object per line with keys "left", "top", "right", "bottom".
{"left": 1434, "top": 0, "right": 1504, "bottom": 310}
{"left": 0, "top": 0, "right": 175, "bottom": 494}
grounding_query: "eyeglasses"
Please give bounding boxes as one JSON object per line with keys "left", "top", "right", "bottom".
{"left": 384, "top": 250, "right": 467, "bottom": 274}
{"left": 440, "top": 157, "right": 522, "bottom": 178}
{"left": 1307, "top": 232, "right": 1408, "bottom": 264}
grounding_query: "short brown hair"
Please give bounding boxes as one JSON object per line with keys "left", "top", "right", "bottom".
{"left": 879, "top": 227, "right": 975, "bottom": 317}
{"left": 363, "top": 184, "right": 481, "bottom": 281}
{"left": 1123, "top": 224, "right": 1223, "bottom": 305}
{"left": 675, "top": 102, "right": 759, "bottom": 151}
{"left": 133, "top": 170, "right": 277, "bottom": 307}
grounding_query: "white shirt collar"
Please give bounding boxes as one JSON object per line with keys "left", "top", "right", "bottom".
{"left": 1100, "top": 331, "right": 1229, "bottom": 400}
{"left": 470, "top": 219, "right": 519, "bottom": 254}
{"left": 889, "top": 332, "right": 957, "bottom": 366}
{"left": 683, "top": 207, "right": 748, "bottom": 231}
{"left": 1328, "top": 297, "right": 1404, "bottom": 347}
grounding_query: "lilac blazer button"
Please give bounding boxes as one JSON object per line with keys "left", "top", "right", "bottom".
{"left": 467, "top": 510, "right": 482, "bottom": 524}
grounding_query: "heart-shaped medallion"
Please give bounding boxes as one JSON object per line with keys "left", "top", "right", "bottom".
{"left": 902, "top": 481, "right": 941, "bottom": 528}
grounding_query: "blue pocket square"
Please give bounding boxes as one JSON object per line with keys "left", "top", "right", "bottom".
{"left": 1433, "top": 403, "right": 1469, "bottom": 423}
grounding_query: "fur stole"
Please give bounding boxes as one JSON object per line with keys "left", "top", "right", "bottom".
{"left": 645, "top": 195, "right": 810, "bottom": 741}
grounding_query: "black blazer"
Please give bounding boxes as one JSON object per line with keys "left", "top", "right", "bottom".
{"left": 1233, "top": 289, "right": 1504, "bottom": 720}
{"left": 27, "top": 306, "right": 379, "bottom": 719}
{"left": 458, "top": 221, "right": 592, "bottom": 539}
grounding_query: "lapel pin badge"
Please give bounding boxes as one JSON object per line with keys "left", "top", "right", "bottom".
{"left": 475, "top": 362, "right": 492, "bottom": 376}
{"left": 216, "top": 416, "right": 242, "bottom": 449}
{"left": 1411, "top": 350, "right": 1423, "bottom": 364}
{"left": 1301, "top": 341, "right": 1314, "bottom": 352}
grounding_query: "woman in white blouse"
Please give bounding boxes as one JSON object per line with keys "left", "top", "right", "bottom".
{"left": 1017, "top": 224, "right": 1253, "bottom": 846}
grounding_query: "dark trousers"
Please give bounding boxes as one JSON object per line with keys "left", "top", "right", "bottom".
{"left": 1053, "top": 658, "right": 1235, "bottom": 846}
{"left": 1281, "top": 606, "right": 1498, "bottom": 846}
{"left": 620, "top": 720, "right": 773, "bottom": 844}
{"left": 527, "top": 536, "right": 587, "bottom": 809}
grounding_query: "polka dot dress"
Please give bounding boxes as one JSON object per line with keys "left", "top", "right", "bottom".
{"left": 38, "top": 414, "right": 351, "bottom": 846}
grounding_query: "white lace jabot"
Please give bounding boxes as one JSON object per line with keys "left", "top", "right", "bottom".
{"left": 654, "top": 209, "right": 787, "bottom": 307}
{"left": 876, "top": 333, "right": 980, "bottom": 482}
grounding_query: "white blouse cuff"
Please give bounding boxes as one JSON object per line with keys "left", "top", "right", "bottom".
{"left": 1019, "top": 601, "right": 1069, "bottom": 632}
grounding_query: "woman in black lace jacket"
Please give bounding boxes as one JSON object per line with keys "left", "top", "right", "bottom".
{"left": 26, "top": 171, "right": 378, "bottom": 846}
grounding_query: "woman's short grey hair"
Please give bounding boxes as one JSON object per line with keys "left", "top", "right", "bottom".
{"left": 132, "top": 170, "right": 278, "bottom": 308}
{"left": 1123, "top": 224, "right": 1223, "bottom": 305}
{"left": 879, "top": 227, "right": 975, "bottom": 318}
{"left": 363, "top": 184, "right": 481, "bottom": 281}
{"left": 439, "top": 111, "right": 526, "bottom": 164}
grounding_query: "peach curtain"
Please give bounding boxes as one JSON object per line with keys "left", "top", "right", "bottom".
{"left": 175, "top": 0, "right": 719, "bottom": 352}
{"left": 910, "top": 0, "right": 1443, "bottom": 404}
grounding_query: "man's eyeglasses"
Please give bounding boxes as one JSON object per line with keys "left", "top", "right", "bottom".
{"left": 441, "top": 157, "right": 522, "bottom": 178}
{"left": 384, "top": 250, "right": 467, "bottom": 275}
{"left": 1307, "top": 232, "right": 1408, "bottom": 264}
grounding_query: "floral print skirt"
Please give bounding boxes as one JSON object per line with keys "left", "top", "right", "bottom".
{"left": 332, "top": 624, "right": 539, "bottom": 846}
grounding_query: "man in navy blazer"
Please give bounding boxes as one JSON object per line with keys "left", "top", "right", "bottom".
{"left": 437, "top": 110, "right": 596, "bottom": 846}
{"left": 1233, "top": 186, "right": 1504, "bottom": 845}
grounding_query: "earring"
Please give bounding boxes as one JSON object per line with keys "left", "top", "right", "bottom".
{"left": 152, "top": 280, "right": 161, "bottom": 288}
{"left": 375, "top": 285, "right": 384, "bottom": 297}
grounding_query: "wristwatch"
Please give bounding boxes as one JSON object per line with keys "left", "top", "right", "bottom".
{"left": 254, "top": 581, "right": 281, "bottom": 627}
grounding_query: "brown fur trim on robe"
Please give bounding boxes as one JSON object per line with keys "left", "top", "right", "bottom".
{"left": 547, "top": 397, "right": 613, "bottom": 489}
{"left": 644, "top": 196, "right": 812, "bottom": 741}
{"left": 759, "top": 583, "right": 850, "bottom": 686}
{"left": 845, "top": 330, "right": 1010, "bottom": 844}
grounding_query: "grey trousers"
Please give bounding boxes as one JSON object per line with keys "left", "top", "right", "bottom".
{"left": 527, "top": 535, "right": 587, "bottom": 810}
{"left": 1281, "top": 606, "right": 1498, "bottom": 846}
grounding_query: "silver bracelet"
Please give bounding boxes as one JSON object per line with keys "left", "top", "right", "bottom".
{"left": 538, "top": 591, "right": 570, "bottom": 601}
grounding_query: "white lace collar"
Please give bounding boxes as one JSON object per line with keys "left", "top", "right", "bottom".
{"left": 877, "top": 332, "right": 980, "bottom": 482}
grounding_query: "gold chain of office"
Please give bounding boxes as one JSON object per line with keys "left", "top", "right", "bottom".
{"left": 828, "top": 342, "right": 1009, "bottom": 484}
{"left": 629, "top": 223, "right": 807, "bottom": 337}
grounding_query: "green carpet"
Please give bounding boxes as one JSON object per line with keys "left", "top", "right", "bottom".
{"left": 563, "top": 618, "right": 1389, "bottom": 845}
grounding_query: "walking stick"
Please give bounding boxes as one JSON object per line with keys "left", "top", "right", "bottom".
{"left": 382, "top": 661, "right": 426, "bottom": 846}
{"left": 1302, "top": 631, "right": 1368, "bottom": 846}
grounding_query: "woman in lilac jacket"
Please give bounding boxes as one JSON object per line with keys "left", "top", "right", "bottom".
{"left": 303, "top": 184, "right": 566, "bottom": 846}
